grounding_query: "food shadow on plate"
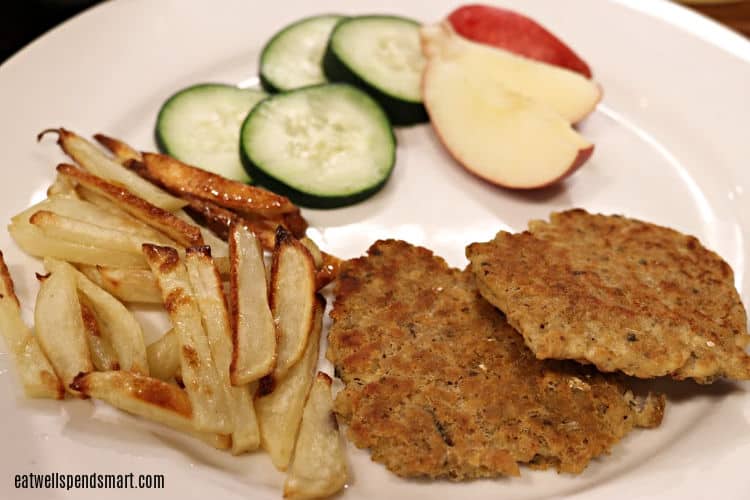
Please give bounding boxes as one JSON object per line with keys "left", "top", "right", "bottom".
{"left": 626, "top": 375, "right": 744, "bottom": 403}
{"left": 61, "top": 400, "right": 233, "bottom": 468}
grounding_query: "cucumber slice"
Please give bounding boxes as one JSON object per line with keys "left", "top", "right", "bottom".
{"left": 260, "top": 14, "right": 344, "bottom": 93}
{"left": 240, "top": 83, "right": 396, "bottom": 209}
{"left": 155, "top": 83, "right": 267, "bottom": 183}
{"left": 323, "top": 15, "right": 428, "bottom": 126}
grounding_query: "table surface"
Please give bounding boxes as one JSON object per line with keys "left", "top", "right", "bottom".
{"left": 0, "top": 1, "right": 748, "bottom": 64}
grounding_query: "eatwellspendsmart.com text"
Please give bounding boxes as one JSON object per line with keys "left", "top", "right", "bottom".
{"left": 15, "top": 472, "right": 165, "bottom": 490}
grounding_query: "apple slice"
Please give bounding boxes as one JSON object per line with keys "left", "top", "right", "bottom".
{"left": 448, "top": 4, "right": 592, "bottom": 78}
{"left": 422, "top": 23, "right": 600, "bottom": 124}
{"left": 421, "top": 26, "right": 593, "bottom": 189}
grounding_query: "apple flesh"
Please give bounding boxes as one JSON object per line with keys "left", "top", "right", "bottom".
{"left": 422, "top": 23, "right": 600, "bottom": 124}
{"left": 421, "top": 25, "right": 594, "bottom": 189}
{"left": 448, "top": 4, "right": 592, "bottom": 79}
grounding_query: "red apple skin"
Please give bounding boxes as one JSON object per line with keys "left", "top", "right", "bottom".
{"left": 448, "top": 4, "right": 592, "bottom": 79}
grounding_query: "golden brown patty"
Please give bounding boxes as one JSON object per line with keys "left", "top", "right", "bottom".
{"left": 328, "top": 240, "right": 664, "bottom": 480}
{"left": 467, "top": 209, "right": 750, "bottom": 383}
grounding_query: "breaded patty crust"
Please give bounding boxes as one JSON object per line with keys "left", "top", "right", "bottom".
{"left": 467, "top": 209, "right": 750, "bottom": 383}
{"left": 328, "top": 240, "right": 664, "bottom": 480}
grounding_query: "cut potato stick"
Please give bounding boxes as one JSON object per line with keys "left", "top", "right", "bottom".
{"left": 270, "top": 228, "right": 316, "bottom": 380}
{"left": 229, "top": 224, "right": 276, "bottom": 385}
{"left": 278, "top": 209, "right": 308, "bottom": 239}
{"left": 257, "top": 296, "right": 323, "bottom": 470}
{"left": 298, "top": 237, "right": 323, "bottom": 269}
{"left": 240, "top": 218, "right": 278, "bottom": 252}
{"left": 40, "top": 128, "right": 186, "bottom": 211}
{"left": 45, "top": 258, "right": 149, "bottom": 375}
{"left": 30, "top": 210, "right": 166, "bottom": 256}
{"left": 57, "top": 164, "right": 203, "bottom": 248}
{"left": 78, "top": 265, "right": 162, "bottom": 304}
{"left": 14, "top": 195, "right": 172, "bottom": 244}
{"left": 70, "top": 371, "right": 230, "bottom": 450}
{"left": 182, "top": 195, "right": 240, "bottom": 242}
{"left": 93, "top": 133, "right": 142, "bottom": 164}
{"left": 283, "top": 373, "right": 348, "bottom": 499}
{"left": 79, "top": 299, "right": 119, "bottom": 371}
{"left": 186, "top": 246, "right": 260, "bottom": 454}
{"left": 0, "top": 251, "right": 64, "bottom": 399}
{"left": 79, "top": 261, "right": 227, "bottom": 306}
{"left": 8, "top": 219, "right": 147, "bottom": 269}
{"left": 34, "top": 263, "right": 93, "bottom": 395}
{"left": 137, "top": 153, "right": 297, "bottom": 217}
{"left": 316, "top": 252, "right": 342, "bottom": 290}
{"left": 47, "top": 174, "right": 80, "bottom": 198}
{"left": 146, "top": 329, "right": 180, "bottom": 381}
{"left": 174, "top": 209, "right": 228, "bottom": 258}
{"left": 143, "top": 244, "right": 231, "bottom": 433}
{"left": 57, "top": 196, "right": 172, "bottom": 244}
{"left": 182, "top": 196, "right": 308, "bottom": 255}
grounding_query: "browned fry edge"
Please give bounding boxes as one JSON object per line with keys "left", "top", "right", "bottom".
{"left": 183, "top": 196, "right": 239, "bottom": 241}
{"left": 79, "top": 300, "right": 101, "bottom": 338}
{"left": 256, "top": 293, "right": 326, "bottom": 399}
{"left": 228, "top": 223, "right": 242, "bottom": 385}
{"left": 185, "top": 245, "right": 231, "bottom": 316}
{"left": 142, "top": 244, "right": 180, "bottom": 275}
{"left": 0, "top": 251, "right": 20, "bottom": 307}
{"left": 57, "top": 164, "right": 203, "bottom": 247}
{"left": 28, "top": 210, "right": 55, "bottom": 227}
{"left": 70, "top": 371, "right": 192, "bottom": 418}
{"left": 139, "top": 152, "right": 297, "bottom": 217}
{"left": 268, "top": 225, "right": 316, "bottom": 329}
{"left": 315, "top": 371, "right": 333, "bottom": 386}
{"left": 93, "top": 134, "right": 142, "bottom": 163}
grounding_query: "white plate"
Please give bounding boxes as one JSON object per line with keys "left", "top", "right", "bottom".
{"left": 1, "top": 0, "right": 750, "bottom": 498}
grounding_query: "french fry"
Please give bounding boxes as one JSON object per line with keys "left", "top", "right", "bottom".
{"left": 57, "top": 164, "right": 203, "bottom": 248}
{"left": 79, "top": 299, "right": 119, "bottom": 371}
{"left": 146, "top": 329, "right": 180, "bottom": 381}
{"left": 228, "top": 224, "right": 276, "bottom": 385}
{"left": 174, "top": 209, "right": 229, "bottom": 258}
{"left": 0, "top": 251, "right": 63, "bottom": 399}
{"left": 47, "top": 174, "right": 80, "bottom": 198}
{"left": 44, "top": 258, "right": 149, "bottom": 375}
{"left": 137, "top": 153, "right": 297, "bottom": 217}
{"left": 13, "top": 195, "right": 172, "bottom": 245}
{"left": 40, "top": 128, "right": 186, "bottom": 211}
{"left": 142, "top": 244, "right": 231, "bottom": 433}
{"left": 278, "top": 209, "right": 308, "bottom": 239}
{"left": 181, "top": 196, "right": 307, "bottom": 254}
{"left": 242, "top": 218, "right": 279, "bottom": 252}
{"left": 283, "top": 373, "right": 348, "bottom": 499}
{"left": 93, "top": 133, "right": 142, "bottom": 164}
{"left": 30, "top": 210, "right": 166, "bottom": 256}
{"left": 8, "top": 216, "right": 147, "bottom": 270}
{"left": 316, "top": 252, "right": 342, "bottom": 290}
{"left": 57, "top": 195, "right": 171, "bottom": 243}
{"left": 182, "top": 195, "right": 240, "bottom": 241}
{"left": 34, "top": 263, "right": 93, "bottom": 395}
{"left": 78, "top": 265, "right": 162, "bottom": 304}
{"left": 70, "top": 371, "right": 231, "bottom": 450}
{"left": 270, "top": 228, "right": 316, "bottom": 380}
{"left": 256, "top": 296, "right": 324, "bottom": 470}
{"left": 298, "top": 237, "right": 323, "bottom": 269}
{"left": 186, "top": 246, "right": 260, "bottom": 453}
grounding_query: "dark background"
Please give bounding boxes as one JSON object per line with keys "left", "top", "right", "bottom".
{"left": 0, "top": 0, "right": 101, "bottom": 64}
{"left": 1, "top": 1, "right": 748, "bottom": 65}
